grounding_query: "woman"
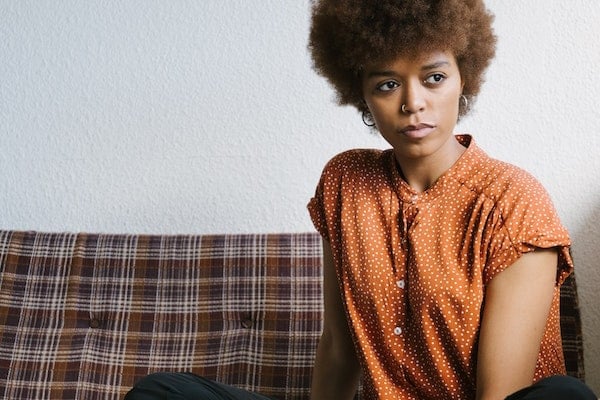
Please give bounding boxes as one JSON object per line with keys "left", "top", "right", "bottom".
{"left": 306, "top": 0, "right": 596, "bottom": 399}
{"left": 125, "top": 1, "right": 597, "bottom": 399}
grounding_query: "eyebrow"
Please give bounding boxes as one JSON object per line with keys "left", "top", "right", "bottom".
{"left": 365, "top": 60, "right": 451, "bottom": 79}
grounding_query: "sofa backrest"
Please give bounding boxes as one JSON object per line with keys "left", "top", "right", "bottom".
{"left": 0, "top": 230, "right": 586, "bottom": 400}
{"left": 0, "top": 231, "right": 323, "bottom": 400}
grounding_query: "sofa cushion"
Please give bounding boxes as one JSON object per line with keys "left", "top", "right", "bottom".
{"left": 0, "top": 231, "right": 323, "bottom": 400}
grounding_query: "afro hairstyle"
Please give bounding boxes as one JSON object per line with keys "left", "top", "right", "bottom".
{"left": 308, "top": 0, "right": 497, "bottom": 117}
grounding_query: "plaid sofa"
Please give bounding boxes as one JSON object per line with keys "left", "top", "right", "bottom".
{"left": 0, "top": 230, "right": 585, "bottom": 400}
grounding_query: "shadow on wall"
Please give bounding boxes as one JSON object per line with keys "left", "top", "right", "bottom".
{"left": 570, "top": 200, "right": 600, "bottom": 392}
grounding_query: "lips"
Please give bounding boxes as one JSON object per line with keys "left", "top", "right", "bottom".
{"left": 399, "top": 123, "right": 436, "bottom": 139}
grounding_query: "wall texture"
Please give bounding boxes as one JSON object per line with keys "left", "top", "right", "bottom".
{"left": 1, "top": 0, "right": 598, "bottom": 392}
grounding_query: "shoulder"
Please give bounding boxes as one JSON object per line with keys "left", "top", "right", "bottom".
{"left": 320, "top": 148, "right": 391, "bottom": 180}
{"left": 324, "top": 148, "right": 389, "bottom": 168}
{"left": 309, "top": 148, "right": 392, "bottom": 238}
{"left": 463, "top": 149, "right": 550, "bottom": 207}
{"left": 462, "top": 150, "right": 565, "bottom": 248}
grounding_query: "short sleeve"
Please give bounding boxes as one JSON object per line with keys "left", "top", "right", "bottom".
{"left": 307, "top": 153, "right": 346, "bottom": 242}
{"left": 307, "top": 150, "right": 361, "bottom": 242}
{"left": 482, "top": 170, "right": 573, "bottom": 285}
{"left": 307, "top": 177, "right": 330, "bottom": 241}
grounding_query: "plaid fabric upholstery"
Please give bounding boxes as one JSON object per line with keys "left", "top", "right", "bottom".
{"left": 0, "top": 230, "right": 585, "bottom": 400}
{"left": 560, "top": 273, "right": 585, "bottom": 381}
{"left": 0, "top": 231, "right": 323, "bottom": 400}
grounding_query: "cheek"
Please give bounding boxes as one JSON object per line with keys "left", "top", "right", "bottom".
{"left": 370, "top": 99, "right": 399, "bottom": 119}
{"left": 438, "top": 93, "right": 461, "bottom": 121}
{"left": 372, "top": 110, "right": 396, "bottom": 129}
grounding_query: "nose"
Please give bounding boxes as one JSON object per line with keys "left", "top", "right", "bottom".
{"left": 401, "top": 80, "right": 426, "bottom": 114}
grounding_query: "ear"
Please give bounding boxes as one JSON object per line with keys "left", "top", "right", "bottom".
{"left": 360, "top": 99, "right": 370, "bottom": 113}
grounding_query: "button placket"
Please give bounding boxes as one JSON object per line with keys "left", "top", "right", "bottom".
{"left": 393, "top": 278, "right": 406, "bottom": 337}
{"left": 391, "top": 196, "right": 416, "bottom": 340}
{"left": 400, "top": 197, "right": 419, "bottom": 249}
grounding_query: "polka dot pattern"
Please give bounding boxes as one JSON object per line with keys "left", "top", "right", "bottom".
{"left": 308, "top": 135, "right": 573, "bottom": 399}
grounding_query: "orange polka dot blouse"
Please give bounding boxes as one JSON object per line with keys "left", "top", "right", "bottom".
{"left": 308, "top": 135, "right": 573, "bottom": 400}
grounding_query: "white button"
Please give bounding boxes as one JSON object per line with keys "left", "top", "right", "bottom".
{"left": 396, "top": 280, "right": 405, "bottom": 289}
{"left": 394, "top": 326, "right": 402, "bottom": 335}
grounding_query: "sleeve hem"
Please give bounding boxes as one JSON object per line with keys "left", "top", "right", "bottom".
{"left": 484, "top": 243, "right": 573, "bottom": 287}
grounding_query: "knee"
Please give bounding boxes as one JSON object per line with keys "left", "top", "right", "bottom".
{"left": 534, "top": 375, "right": 597, "bottom": 400}
{"left": 125, "top": 372, "right": 186, "bottom": 399}
{"left": 132, "top": 372, "right": 174, "bottom": 388}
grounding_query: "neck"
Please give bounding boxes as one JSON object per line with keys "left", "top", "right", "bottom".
{"left": 395, "top": 136, "right": 466, "bottom": 193}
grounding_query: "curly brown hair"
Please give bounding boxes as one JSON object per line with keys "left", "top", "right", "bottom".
{"left": 308, "top": 0, "right": 497, "bottom": 117}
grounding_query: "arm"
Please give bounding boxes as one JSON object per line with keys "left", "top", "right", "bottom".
{"left": 310, "top": 239, "right": 361, "bottom": 400}
{"left": 476, "top": 249, "right": 558, "bottom": 400}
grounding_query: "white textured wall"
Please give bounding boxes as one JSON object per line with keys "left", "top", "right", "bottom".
{"left": 1, "top": 0, "right": 599, "bottom": 391}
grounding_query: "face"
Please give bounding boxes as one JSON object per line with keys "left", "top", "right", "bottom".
{"left": 362, "top": 50, "right": 464, "bottom": 162}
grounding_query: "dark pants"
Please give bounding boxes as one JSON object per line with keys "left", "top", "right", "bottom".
{"left": 123, "top": 373, "right": 274, "bottom": 400}
{"left": 124, "top": 373, "right": 597, "bottom": 400}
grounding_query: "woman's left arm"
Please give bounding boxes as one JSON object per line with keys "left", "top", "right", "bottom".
{"left": 475, "top": 248, "right": 558, "bottom": 400}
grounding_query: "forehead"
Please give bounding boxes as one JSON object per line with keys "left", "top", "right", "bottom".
{"left": 363, "top": 50, "right": 458, "bottom": 74}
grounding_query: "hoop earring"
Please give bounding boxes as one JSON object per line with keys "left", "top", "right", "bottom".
{"left": 460, "top": 95, "right": 469, "bottom": 110}
{"left": 362, "top": 111, "right": 376, "bottom": 127}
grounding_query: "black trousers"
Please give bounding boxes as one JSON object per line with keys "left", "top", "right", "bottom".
{"left": 124, "top": 372, "right": 597, "bottom": 400}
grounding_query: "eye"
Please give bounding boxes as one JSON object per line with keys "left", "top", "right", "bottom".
{"left": 376, "top": 81, "right": 399, "bottom": 92}
{"left": 424, "top": 73, "right": 446, "bottom": 85}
